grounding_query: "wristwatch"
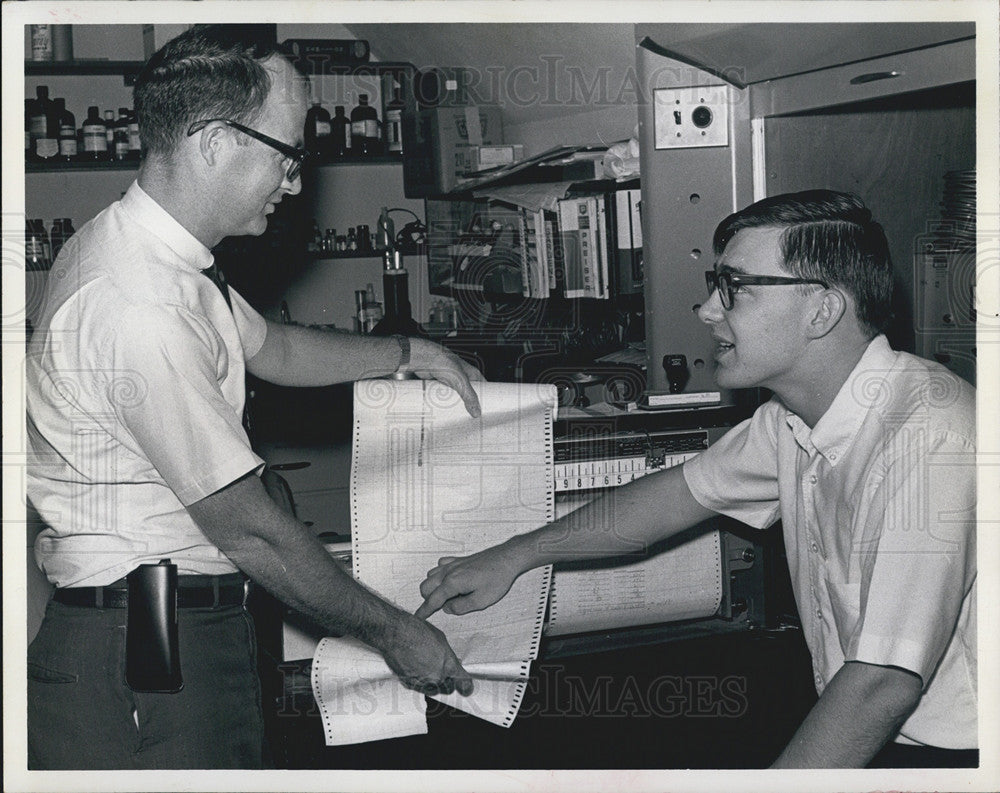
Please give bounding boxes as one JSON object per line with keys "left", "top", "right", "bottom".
{"left": 393, "top": 334, "right": 410, "bottom": 374}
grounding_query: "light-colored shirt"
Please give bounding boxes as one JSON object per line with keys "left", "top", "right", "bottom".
{"left": 684, "top": 335, "right": 976, "bottom": 749}
{"left": 27, "top": 181, "right": 268, "bottom": 587}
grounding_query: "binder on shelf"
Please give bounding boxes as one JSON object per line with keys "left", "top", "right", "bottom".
{"left": 610, "top": 189, "right": 643, "bottom": 295}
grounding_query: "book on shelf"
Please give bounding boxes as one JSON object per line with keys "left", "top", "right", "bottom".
{"left": 557, "top": 195, "right": 607, "bottom": 299}
{"left": 438, "top": 183, "right": 640, "bottom": 301}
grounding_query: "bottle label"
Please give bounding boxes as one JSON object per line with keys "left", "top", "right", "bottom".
{"left": 29, "top": 117, "right": 47, "bottom": 137}
{"left": 59, "top": 138, "right": 78, "bottom": 157}
{"left": 351, "top": 120, "right": 366, "bottom": 137}
{"left": 363, "top": 119, "right": 379, "bottom": 139}
{"left": 316, "top": 120, "right": 331, "bottom": 136}
{"left": 31, "top": 26, "right": 53, "bottom": 61}
{"left": 129, "top": 123, "right": 141, "bottom": 151}
{"left": 345, "top": 126, "right": 352, "bottom": 149}
{"left": 83, "top": 125, "right": 108, "bottom": 152}
{"left": 36, "top": 138, "right": 59, "bottom": 158}
{"left": 115, "top": 141, "right": 130, "bottom": 159}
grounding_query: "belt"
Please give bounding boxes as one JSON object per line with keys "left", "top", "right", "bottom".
{"left": 53, "top": 573, "right": 251, "bottom": 609}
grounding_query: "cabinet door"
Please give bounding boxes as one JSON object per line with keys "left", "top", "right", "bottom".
{"left": 750, "top": 38, "right": 975, "bottom": 118}
{"left": 760, "top": 79, "right": 975, "bottom": 365}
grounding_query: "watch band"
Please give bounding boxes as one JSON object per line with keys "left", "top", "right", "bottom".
{"left": 393, "top": 334, "right": 410, "bottom": 373}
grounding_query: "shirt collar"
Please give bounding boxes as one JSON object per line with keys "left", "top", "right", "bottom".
{"left": 785, "top": 335, "right": 898, "bottom": 465}
{"left": 119, "top": 181, "right": 214, "bottom": 272}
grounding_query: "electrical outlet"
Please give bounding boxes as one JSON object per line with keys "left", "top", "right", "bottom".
{"left": 653, "top": 85, "right": 729, "bottom": 149}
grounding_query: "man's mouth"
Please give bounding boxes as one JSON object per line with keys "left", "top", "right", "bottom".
{"left": 713, "top": 338, "right": 735, "bottom": 357}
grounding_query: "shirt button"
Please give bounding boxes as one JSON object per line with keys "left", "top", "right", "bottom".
{"left": 815, "top": 609, "right": 823, "bottom": 620}
{"left": 811, "top": 542, "right": 819, "bottom": 553}
{"left": 829, "top": 452, "right": 838, "bottom": 461}
{"left": 809, "top": 475, "right": 818, "bottom": 484}
{"left": 815, "top": 674, "right": 823, "bottom": 686}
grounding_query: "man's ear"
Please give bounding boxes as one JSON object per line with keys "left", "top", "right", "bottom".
{"left": 195, "top": 123, "right": 225, "bottom": 168}
{"left": 806, "top": 288, "right": 847, "bottom": 339}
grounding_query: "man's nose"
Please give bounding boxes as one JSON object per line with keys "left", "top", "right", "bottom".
{"left": 697, "top": 288, "right": 725, "bottom": 324}
{"left": 282, "top": 170, "right": 302, "bottom": 196}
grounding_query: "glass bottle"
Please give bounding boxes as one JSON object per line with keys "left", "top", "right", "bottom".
{"left": 30, "top": 25, "right": 54, "bottom": 62}
{"left": 384, "top": 88, "right": 404, "bottom": 154}
{"left": 304, "top": 101, "right": 331, "bottom": 156}
{"left": 307, "top": 219, "right": 322, "bottom": 252}
{"left": 57, "top": 99, "right": 77, "bottom": 162}
{"left": 346, "top": 227, "right": 358, "bottom": 251}
{"left": 25, "top": 98, "right": 35, "bottom": 160}
{"left": 81, "top": 105, "right": 108, "bottom": 161}
{"left": 26, "top": 219, "right": 51, "bottom": 270}
{"left": 29, "top": 86, "right": 59, "bottom": 162}
{"left": 49, "top": 219, "right": 64, "bottom": 261}
{"left": 103, "top": 110, "right": 116, "bottom": 160}
{"left": 127, "top": 108, "right": 142, "bottom": 160}
{"left": 59, "top": 218, "right": 76, "bottom": 254}
{"left": 350, "top": 94, "right": 379, "bottom": 156}
{"left": 114, "top": 108, "right": 130, "bottom": 161}
{"left": 362, "top": 283, "right": 383, "bottom": 333}
{"left": 330, "top": 106, "right": 351, "bottom": 157}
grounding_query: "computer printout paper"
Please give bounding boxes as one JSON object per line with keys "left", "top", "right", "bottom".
{"left": 311, "top": 379, "right": 556, "bottom": 746}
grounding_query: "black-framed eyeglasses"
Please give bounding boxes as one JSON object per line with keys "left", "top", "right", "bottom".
{"left": 705, "top": 270, "right": 829, "bottom": 310}
{"left": 187, "top": 118, "right": 308, "bottom": 181}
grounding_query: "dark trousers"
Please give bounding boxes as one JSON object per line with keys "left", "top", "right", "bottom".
{"left": 28, "top": 599, "right": 266, "bottom": 769}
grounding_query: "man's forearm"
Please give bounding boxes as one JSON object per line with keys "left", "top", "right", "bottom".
{"left": 505, "top": 464, "right": 716, "bottom": 574}
{"left": 247, "top": 321, "right": 400, "bottom": 387}
{"left": 416, "top": 462, "right": 719, "bottom": 619}
{"left": 187, "top": 472, "right": 408, "bottom": 649}
{"left": 771, "top": 661, "right": 922, "bottom": 768}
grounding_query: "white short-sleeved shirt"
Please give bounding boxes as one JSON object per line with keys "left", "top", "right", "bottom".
{"left": 684, "top": 336, "right": 976, "bottom": 749}
{"left": 27, "top": 181, "right": 269, "bottom": 587}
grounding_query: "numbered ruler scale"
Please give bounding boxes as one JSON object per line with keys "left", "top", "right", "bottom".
{"left": 553, "top": 430, "right": 709, "bottom": 492}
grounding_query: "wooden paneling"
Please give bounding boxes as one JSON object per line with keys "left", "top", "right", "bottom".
{"left": 763, "top": 84, "right": 975, "bottom": 351}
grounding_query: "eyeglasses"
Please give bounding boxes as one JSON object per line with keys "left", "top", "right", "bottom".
{"left": 705, "top": 270, "right": 829, "bottom": 310}
{"left": 187, "top": 119, "right": 308, "bottom": 181}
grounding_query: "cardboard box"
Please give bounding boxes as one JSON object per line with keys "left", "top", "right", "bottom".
{"left": 456, "top": 144, "right": 525, "bottom": 177}
{"left": 402, "top": 106, "right": 504, "bottom": 197}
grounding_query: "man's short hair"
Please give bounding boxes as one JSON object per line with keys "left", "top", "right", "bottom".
{"left": 713, "top": 190, "right": 894, "bottom": 337}
{"left": 134, "top": 25, "right": 287, "bottom": 157}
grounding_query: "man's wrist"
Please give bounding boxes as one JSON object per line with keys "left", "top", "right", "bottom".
{"left": 504, "top": 532, "right": 542, "bottom": 575}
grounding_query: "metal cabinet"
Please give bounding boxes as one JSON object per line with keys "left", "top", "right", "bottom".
{"left": 635, "top": 23, "right": 977, "bottom": 393}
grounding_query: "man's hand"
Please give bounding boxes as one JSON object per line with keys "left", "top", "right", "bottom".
{"left": 415, "top": 544, "right": 524, "bottom": 619}
{"left": 406, "top": 338, "right": 483, "bottom": 418}
{"left": 381, "top": 612, "right": 474, "bottom": 696}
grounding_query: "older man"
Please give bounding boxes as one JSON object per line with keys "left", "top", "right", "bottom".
{"left": 418, "top": 191, "right": 977, "bottom": 769}
{"left": 27, "top": 25, "right": 479, "bottom": 769}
